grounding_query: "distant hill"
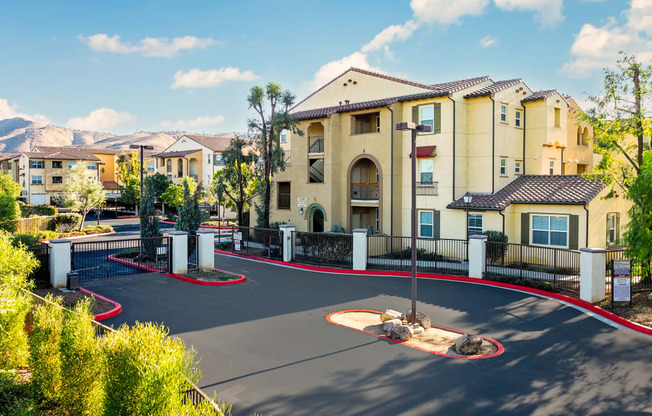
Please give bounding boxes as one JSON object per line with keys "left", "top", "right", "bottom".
{"left": 0, "top": 117, "right": 183, "bottom": 153}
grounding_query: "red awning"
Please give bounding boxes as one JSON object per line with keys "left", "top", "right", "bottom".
{"left": 409, "top": 145, "right": 436, "bottom": 158}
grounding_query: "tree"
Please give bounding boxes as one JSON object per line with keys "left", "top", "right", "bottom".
{"left": 0, "top": 195, "right": 20, "bottom": 233}
{"left": 117, "top": 152, "right": 141, "bottom": 209}
{"left": 63, "top": 162, "right": 106, "bottom": 231}
{"left": 161, "top": 177, "right": 197, "bottom": 211}
{"left": 175, "top": 178, "right": 201, "bottom": 234}
{"left": 0, "top": 171, "right": 21, "bottom": 199}
{"left": 247, "top": 82, "right": 303, "bottom": 228}
{"left": 120, "top": 177, "right": 140, "bottom": 208}
{"left": 581, "top": 52, "right": 652, "bottom": 196}
{"left": 140, "top": 177, "right": 161, "bottom": 260}
{"left": 148, "top": 173, "right": 170, "bottom": 200}
{"left": 623, "top": 152, "right": 652, "bottom": 283}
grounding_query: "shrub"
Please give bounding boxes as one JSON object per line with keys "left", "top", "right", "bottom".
{"left": 59, "top": 299, "right": 104, "bottom": 416}
{"left": 53, "top": 213, "right": 82, "bottom": 233}
{"left": 29, "top": 295, "right": 64, "bottom": 404}
{"left": 102, "top": 322, "right": 200, "bottom": 416}
{"left": 483, "top": 272, "right": 558, "bottom": 292}
{"left": 36, "top": 230, "right": 59, "bottom": 241}
{"left": 0, "top": 196, "right": 20, "bottom": 233}
{"left": 19, "top": 203, "right": 58, "bottom": 218}
{"left": 483, "top": 230, "right": 509, "bottom": 264}
{"left": 215, "top": 241, "right": 232, "bottom": 250}
{"left": 330, "top": 224, "right": 345, "bottom": 233}
{"left": 81, "top": 225, "right": 113, "bottom": 235}
{"left": 0, "top": 370, "right": 38, "bottom": 416}
{"left": 11, "top": 234, "right": 40, "bottom": 249}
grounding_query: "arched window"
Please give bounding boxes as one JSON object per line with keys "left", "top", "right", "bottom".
{"left": 166, "top": 159, "right": 172, "bottom": 172}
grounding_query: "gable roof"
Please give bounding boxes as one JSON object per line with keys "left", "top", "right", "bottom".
{"left": 430, "top": 76, "right": 492, "bottom": 93}
{"left": 181, "top": 135, "right": 235, "bottom": 152}
{"left": 0, "top": 153, "right": 20, "bottom": 162}
{"left": 34, "top": 146, "right": 155, "bottom": 159}
{"left": 153, "top": 149, "right": 202, "bottom": 158}
{"left": 463, "top": 79, "right": 523, "bottom": 98}
{"left": 24, "top": 147, "right": 101, "bottom": 161}
{"left": 447, "top": 175, "right": 605, "bottom": 210}
{"left": 522, "top": 89, "right": 558, "bottom": 102}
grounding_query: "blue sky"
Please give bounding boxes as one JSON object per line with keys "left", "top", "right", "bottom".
{"left": 0, "top": 0, "right": 649, "bottom": 135}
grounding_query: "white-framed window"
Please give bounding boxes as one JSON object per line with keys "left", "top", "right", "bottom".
{"left": 418, "top": 210, "right": 434, "bottom": 238}
{"left": 515, "top": 161, "right": 522, "bottom": 175}
{"left": 8, "top": 162, "right": 12, "bottom": 169}
{"left": 280, "top": 129, "right": 287, "bottom": 143}
{"left": 468, "top": 213, "right": 483, "bottom": 237}
{"left": 30, "top": 160, "right": 44, "bottom": 169}
{"left": 146, "top": 163, "right": 155, "bottom": 172}
{"left": 500, "top": 158, "right": 507, "bottom": 175}
{"left": 532, "top": 215, "right": 568, "bottom": 247}
{"left": 419, "top": 158, "right": 433, "bottom": 184}
{"left": 68, "top": 161, "right": 77, "bottom": 169}
{"left": 419, "top": 104, "right": 434, "bottom": 131}
{"left": 500, "top": 104, "right": 507, "bottom": 123}
{"left": 515, "top": 110, "right": 522, "bottom": 128}
{"left": 31, "top": 175, "right": 43, "bottom": 185}
{"left": 214, "top": 154, "right": 224, "bottom": 167}
{"left": 549, "top": 161, "right": 555, "bottom": 175}
{"left": 207, "top": 154, "right": 211, "bottom": 164}
{"left": 86, "top": 162, "right": 97, "bottom": 170}
{"left": 607, "top": 213, "right": 618, "bottom": 245}
{"left": 166, "top": 160, "right": 172, "bottom": 172}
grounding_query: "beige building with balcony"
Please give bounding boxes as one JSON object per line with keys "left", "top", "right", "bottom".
{"left": 266, "top": 67, "right": 629, "bottom": 249}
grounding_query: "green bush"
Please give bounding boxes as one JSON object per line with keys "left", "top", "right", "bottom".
{"left": 53, "top": 213, "right": 82, "bottom": 233}
{"left": 11, "top": 234, "right": 40, "bottom": 249}
{"left": 0, "top": 196, "right": 20, "bottom": 233}
{"left": 484, "top": 272, "right": 558, "bottom": 292}
{"left": 82, "top": 225, "right": 113, "bottom": 235}
{"left": 0, "top": 370, "right": 38, "bottom": 416}
{"left": 19, "top": 203, "right": 58, "bottom": 218}
{"left": 102, "top": 322, "right": 201, "bottom": 416}
{"left": 59, "top": 299, "right": 104, "bottom": 416}
{"left": 36, "top": 230, "right": 59, "bottom": 241}
{"left": 29, "top": 295, "right": 64, "bottom": 404}
{"left": 215, "top": 241, "right": 232, "bottom": 250}
{"left": 483, "top": 230, "right": 509, "bottom": 264}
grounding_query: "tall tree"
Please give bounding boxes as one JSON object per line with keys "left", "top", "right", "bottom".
{"left": 117, "top": 152, "right": 141, "bottom": 209}
{"left": 175, "top": 178, "right": 201, "bottom": 235}
{"left": 0, "top": 171, "right": 21, "bottom": 198}
{"left": 624, "top": 152, "right": 652, "bottom": 283}
{"left": 0, "top": 172, "right": 20, "bottom": 233}
{"left": 140, "top": 177, "right": 161, "bottom": 260}
{"left": 161, "top": 177, "right": 197, "bottom": 211}
{"left": 247, "top": 82, "right": 302, "bottom": 228}
{"left": 63, "top": 162, "right": 106, "bottom": 230}
{"left": 581, "top": 52, "right": 652, "bottom": 196}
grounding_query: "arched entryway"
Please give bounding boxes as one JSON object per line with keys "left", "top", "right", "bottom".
{"left": 305, "top": 204, "right": 326, "bottom": 232}
{"left": 347, "top": 156, "right": 382, "bottom": 233}
{"left": 189, "top": 158, "right": 199, "bottom": 180}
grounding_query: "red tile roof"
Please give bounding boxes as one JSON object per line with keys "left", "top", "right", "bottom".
{"left": 464, "top": 79, "right": 523, "bottom": 98}
{"left": 153, "top": 149, "right": 202, "bottom": 158}
{"left": 182, "top": 134, "right": 236, "bottom": 152}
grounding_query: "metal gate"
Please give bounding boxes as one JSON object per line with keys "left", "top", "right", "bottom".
{"left": 71, "top": 237, "right": 171, "bottom": 281}
{"left": 28, "top": 243, "right": 50, "bottom": 287}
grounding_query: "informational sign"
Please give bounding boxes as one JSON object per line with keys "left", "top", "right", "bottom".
{"left": 297, "top": 197, "right": 307, "bottom": 208}
{"left": 235, "top": 241, "right": 241, "bottom": 251}
{"left": 234, "top": 232, "right": 242, "bottom": 241}
{"left": 612, "top": 259, "right": 632, "bottom": 305}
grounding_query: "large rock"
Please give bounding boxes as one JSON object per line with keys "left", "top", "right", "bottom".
{"left": 382, "top": 319, "right": 403, "bottom": 333}
{"left": 454, "top": 333, "right": 483, "bottom": 355}
{"left": 380, "top": 309, "right": 404, "bottom": 322}
{"left": 405, "top": 309, "right": 432, "bottom": 329}
{"left": 390, "top": 324, "right": 413, "bottom": 342}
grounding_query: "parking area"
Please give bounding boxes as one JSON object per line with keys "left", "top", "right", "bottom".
{"left": 83, "top": 254, "right": 652, "bottom": 416}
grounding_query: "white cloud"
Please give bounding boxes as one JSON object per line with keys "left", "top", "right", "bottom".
{"left": 494, "top": 0, "right": 564, "bottom": 28}
{"left": 411, "top": 0, "right": 490, "bottom": 25}
{"left": 171, "top": 67, "right": 260, "bottom": 89}
{"left": 561, "top": 1, "right": 652, "bottom": 78}
{"left": 480, "top": 35, "right": 498, "bottom": 48}
{"left": 306, "top": 52, "right": 383, "bottom": 91}
{"left": 80, "top": 34, "right": 217, "bottom": 58}
{"left": 160, "top": 115, "right": 225, "bottom": 130}
{"left": 66, "top": 108, "right": 136, "bottom": 132}
{"left": 361, "top": 21, "right": 420, "bottom": 53}
{"left": 0, "top": 98, "right": 51, "bottom": 124}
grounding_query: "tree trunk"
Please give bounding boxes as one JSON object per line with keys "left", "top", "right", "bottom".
{"left": 263, "top": 130, "right": 273, "bottom": 229}
{"left": 634, "top": 66, "right": 644, "bottom": 171}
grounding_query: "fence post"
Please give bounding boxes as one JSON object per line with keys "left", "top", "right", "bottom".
{"left": 468, "top": 234, "right": 487, "bottom": 279}
{"left": 167, "top": 231, "right": 188, "bottom": 274}
{"left": 580, "top": 247, "right": 606, "bottom": 303}
{"left": 352, "top": 229, "right": 368, "bottom": 271}
{"left": 279, "top": 224, "right": 295, "bottom": 262}
{"left": 49, "top": 238, "right": 71, "bottom": 288}
{"left": 196, "top": 229, "right": 215, "bottom": 272}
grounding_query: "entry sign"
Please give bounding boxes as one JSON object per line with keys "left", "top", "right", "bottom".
{"left": 234, "top": 232, "right": 242, "bottom": 241}
{"left": 235, "top": 241, "right": 241, "bottom": 251}
{"left": 612, "top": 259, "right": 631, "bottom": 304}
{"left": 297, "top": 197, "right": 307, "bottom": 208}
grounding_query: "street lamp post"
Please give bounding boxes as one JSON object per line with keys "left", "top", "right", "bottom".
{"left": 463, "top": 191, "right": 473, "bottom": 240}
{"left": 96, "top": 162, "right": 106, "bottom": 226}
{"left": 396, "top": 121, "right": 432, "bottom": 325}
{"left": 129, "top": 144, "right": 154, "bottom": 210}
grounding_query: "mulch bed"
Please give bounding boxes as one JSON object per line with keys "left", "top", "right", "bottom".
{"left": 181, "top": 269, "right": 241, "bottom": 282}
{"left": 33, "top": 288, "right": 116, "bottom": 315}
{"left": 595, "top": 291, "right": 652, "bottom": 328}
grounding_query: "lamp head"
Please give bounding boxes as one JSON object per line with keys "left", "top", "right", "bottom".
{"left": 463, "top": 191, "right": 472, "bottom": 204}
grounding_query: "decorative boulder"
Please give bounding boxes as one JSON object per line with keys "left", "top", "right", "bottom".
{"left": 405, "top": 309, "right": 432, "bottom": 329}
{"left": 381, "top": 309, "right": 404, "bottom": 322}
{"left": 390, "top": 324, "right": 413, "bottom": 342}
{"left": 382, "top": 319, "right": 402, "bottom": 333}
{"left": 413, "top": 326, "right": 424, "bottom": 335}
{"left": 454, "top": 333, "right": 483, "bottom": 355}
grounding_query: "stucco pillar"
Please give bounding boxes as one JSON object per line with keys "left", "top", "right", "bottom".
{"left": 279, "top": 224, "right": 295, "bottom": 262}
{"left": 352, "top": 229, "right": 368, "bottom": 271}
{"left": 196, "top": 229, "right": 215, "bottom": 272}
{"left": 468, "top": 234, "right": 487, "bottom": 279}
{"left": 167, "top": 231, "right": 188, "bottom": 274}
{"left": 49, "top": 238, "right": 71, "bottom": 288}
{"left": 580, "top": 247, "right": 606, "bottom": 303}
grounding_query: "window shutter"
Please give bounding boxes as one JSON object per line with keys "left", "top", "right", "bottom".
{"left": 412, "top": 106, "right": 418, "bottom": 123}
{"left": 569, "top": 214, "right": 579, "bottom": 250}
{"left": 434, "top": 103, "right": 441, "bottom": 133}
{"left": 616, "top": 213, "right": 621, "bottom": 244}
{"left": 521, "top": 213, "right": 529, "bottom": 245}
{"left": 606, "top": 213, "right": 610, "bottom": 245}
{"left": 433, "top": 210, "right": 441, "bottom": 239}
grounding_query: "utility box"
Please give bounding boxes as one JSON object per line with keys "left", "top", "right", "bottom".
{"left": 67, "top": 272, "right": 80, "bottom": 290}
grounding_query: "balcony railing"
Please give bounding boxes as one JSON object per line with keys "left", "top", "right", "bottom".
{"left": 309, "top": 136, "right": 324, "bottom": 154}
{"left": 351, "top": 182, "right": 379, "bottom": 200}
{"left": 416, "top": 181, "right": 438, "bottom": 196}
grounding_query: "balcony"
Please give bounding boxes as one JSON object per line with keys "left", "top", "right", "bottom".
{"left": 308, "top": 136, "right": 324, "bottom": 154}
{"left": 351, "top": 182, "right": 379, "bottom": 203}
{"left": 416, "top": 181, "right": 438, "bottom": 196}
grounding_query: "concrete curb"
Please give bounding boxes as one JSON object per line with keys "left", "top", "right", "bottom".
{"left": 160, "top": 220, "right": 234, "bottom": 230}
{"left": 79, "top": 287, "right": 123, "bottom": 321}
{"left": 41, "top": 231, "right": 115, "bottom": 244}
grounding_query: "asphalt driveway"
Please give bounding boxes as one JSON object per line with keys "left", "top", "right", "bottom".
{"left": 83, "top": 254, "right": 652, "bottom": 416}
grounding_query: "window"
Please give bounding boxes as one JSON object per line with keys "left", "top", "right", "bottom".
{"left": 500, "top": 104, "right": 507, "bottom": 123}
{"left": 309, "top": 159, "right": 324, "bottom": 183}
{"left": 277, "top": 182, "right": 291, "bottom": 210}
{"left": 30, "top": 160, "right": 44, "bottom": 169}
{"left": 554, "top": 108, "right": 561, "bottom": 127}
{"left": 31, "top": 175, "right": 43, "bottom": 185}
{"left": 500, "top": 158, "right": 507, "bottom": 175}
{"left": 280, "top": 129, "right": 287, "bottom": 143}
{"left": 214, "top": 154, "right": 225, "bottom": 166}
{"left": 352, "top": 112, "right": 380, "bottom": 134}
{"left": 52, "top": 176, "right": 63, "bottom": 184}
{"left": 67, "top": 161, "right": 77, "bottom": 169}
{"left": 7, "top": 162, "right": 11, "bottom": 169}
{"left": 52, "top": 161, "right": 62, "bottom": 169}
{"left": 549, "top": 161, "right": 554, "bottom": 175}
{"left": 167, "top": 174, "right": 172, "bottom": 181}
{"left": 419, "top": 159, "right": 433, "bottom": 184}
{"left": 419, "top": 105, "right": 434, "bottom": 131}
{"left": 166, "top": 160, "right": 172, "bottom": 172}
{"left": 146, "top": 163, "right": 155, "bottom": 172}
{"left": 577, "top": 164, "right": 587, "bottom": 174}
{"left": 515, "top": 110, "right": 522, "bottom": 127}
{"left": 375, "top": 208, "right": 379, "bottom": 232}
{"left": 532, "top": 215, "right": 568, "bottom": 247}
{"left": 419, "top": 210, "right": 433, "bottom": 238}
{"left": 207, "top": 154, "right": 211, "bottom": 164}
{"left": 515, "top": 161, "right": 522, "bottom": 175}
{"left": 607, "top": 213, "right": 619, "bottom": 245}
{"left": 468, "top": 213, "right": 483, "bottom": 237}
{"left": 86, "top": 162, "right": 97, "bottom": 170}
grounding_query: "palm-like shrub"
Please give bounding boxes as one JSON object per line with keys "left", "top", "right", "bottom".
{"left": 29, "top": 295, "right": 64, "bottom": 403}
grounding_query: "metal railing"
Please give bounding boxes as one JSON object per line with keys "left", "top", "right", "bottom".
{"left": 351, "top": 183, "right": 379, "bottom": 200}
{"left": 293, "top": 231, "right": 353, "bottom": 268}
{"left": 28, "top": 243, "right": 50, "bottom": 286}
{"left": 229, "top": 226, "right": 283, "bottom": 260}
{"left": 605, "top": 249, "right": 652, "bottom": 293}
{"left": 188, "top": 234, "right": 199, "bottom": 272}
{"left": 367, "top": 235, "right": 469, "bottom": 276}
{"left": 308, "top": 136, "right": 324, "bottom": 153}
{"left": 416, "top": 181, "right": 438, "bottom": 196}
{"left": 485, "top": 242, "right": 580, "bottom": 293}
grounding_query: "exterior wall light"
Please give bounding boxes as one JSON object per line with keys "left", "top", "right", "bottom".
{"left": 299, "top": 207, "right": 304, "bottom": 215}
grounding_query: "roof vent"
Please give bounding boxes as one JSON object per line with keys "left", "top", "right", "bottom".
{"left": 345, "top": 100, "right": 350, "bottom": 105}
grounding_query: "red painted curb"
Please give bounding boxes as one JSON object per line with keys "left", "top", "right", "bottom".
{"left": 41, "top": 231, "right": 115, "bottom": 244}
{"left": 214, "top": 249, "right": 652, "bottom": 336}
{"left": 117, "top": 216, "right": 139, "bottom": 219}
{"left": 79, "top": 287, "right": 123, "bottom": 321}
{"left": 161, "top": 220, "right": 233, "bottom": 230}
{"left": 107, "top": 255, "right": 160, "bottom": 272}
{"left": 326, "top": 309, "right": 505, "bottom": 360}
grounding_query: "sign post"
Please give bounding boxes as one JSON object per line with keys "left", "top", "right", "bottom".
{"left": 611, "top": 259, "right": 632, "bottom": 308}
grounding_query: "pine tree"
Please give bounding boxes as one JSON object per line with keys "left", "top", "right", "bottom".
{"left": 175, "top": 178, "right": 201, "bottom": 259}
{"left": 140, "top": 177, "right": 161, "bottom": 260}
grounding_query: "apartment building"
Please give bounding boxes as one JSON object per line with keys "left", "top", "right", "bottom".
{"left": 267, "top": 67, "right": 629, "bottom": 249}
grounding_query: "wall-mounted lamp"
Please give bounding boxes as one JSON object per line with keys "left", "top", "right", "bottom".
{"left": 299, "top": 207, "right": 304, "bottom": 215}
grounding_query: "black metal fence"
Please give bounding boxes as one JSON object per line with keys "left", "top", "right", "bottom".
{"left": 187, "top": 234, "right": 199, "bottom": 272}
{"left": 227, "top": 226, "right": 283, "bottom": 261}
{"left": 28, "top": 243, "right": 50, "bottom": 287}
{"left": 485, "top": 242, "right": 581, "bottom": 293}
{"left": 367, "top": 235, "right": 469, "bottom": 276}
{"left": 293, "top": 231, "right": 353, "bottom": 268}
{"left": 605, "top": 249, "right": 652, "bottom": 293}
{"left": 71, "top": 237, "right": 170, "bottom": 281}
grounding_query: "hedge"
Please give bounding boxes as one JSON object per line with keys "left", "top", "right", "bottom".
{"left": 18, "top": 203, "right": 58, "bottom": 218}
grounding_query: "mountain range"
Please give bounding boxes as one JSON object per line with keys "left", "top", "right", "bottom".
{"left": 0, "top": 117, "right": 183, "bottom": 153}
